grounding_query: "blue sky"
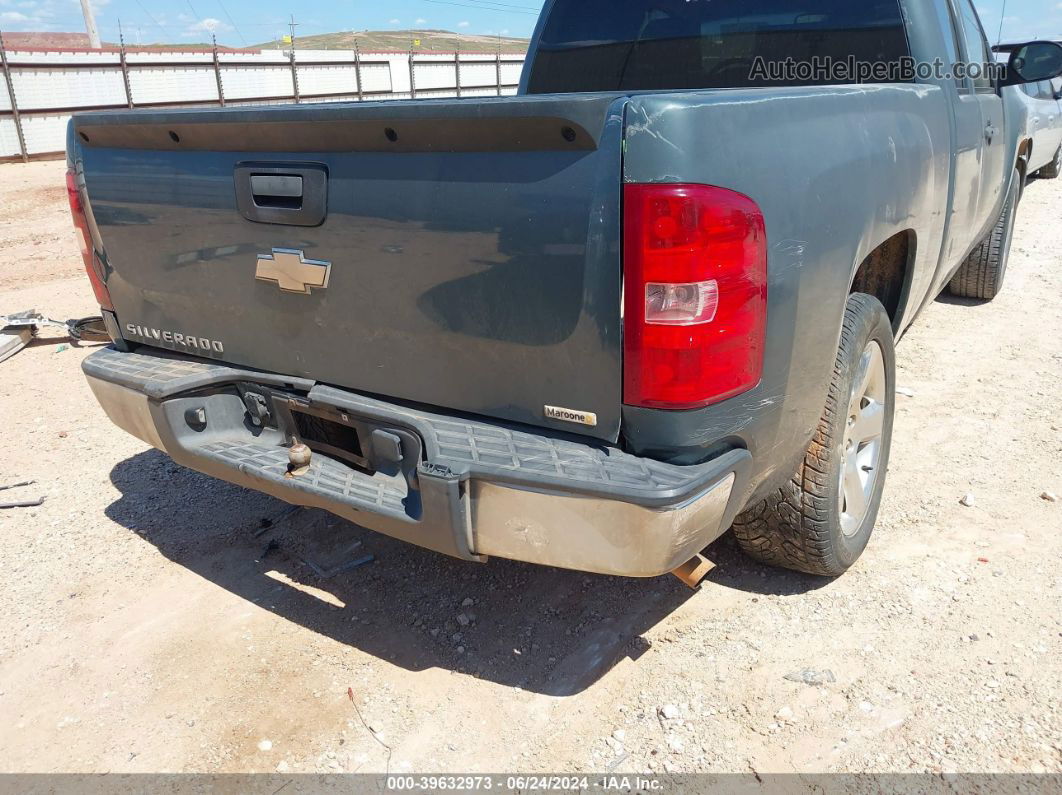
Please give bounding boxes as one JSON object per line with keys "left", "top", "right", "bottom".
{"left": 1, "top": 0, "right": 1060, "bottom": 48}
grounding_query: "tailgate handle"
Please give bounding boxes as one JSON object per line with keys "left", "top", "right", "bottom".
{"left": 235, "top": 163, "right": 327, "bottom": 227}
{"left": 250, "top": 175, "right": 303, "bottom": 209}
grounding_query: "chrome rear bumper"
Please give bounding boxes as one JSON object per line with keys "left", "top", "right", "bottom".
{"left": 84, "top": 346, "right": 750, "bottom": 578}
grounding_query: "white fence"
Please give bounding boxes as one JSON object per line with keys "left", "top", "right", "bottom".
{"left": 0, "top": 45, "right": 527, "bottom": 160}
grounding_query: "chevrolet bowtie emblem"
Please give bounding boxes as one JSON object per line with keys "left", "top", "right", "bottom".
{"left": 255, "top": 248, "right": 331, "bottom": 295}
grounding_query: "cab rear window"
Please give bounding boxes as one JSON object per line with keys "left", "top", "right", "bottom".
{"left": 526, "top": 0, "right": 912, "bottom": 93}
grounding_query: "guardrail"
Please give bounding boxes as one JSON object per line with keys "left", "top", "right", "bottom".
{"left": 0, "top": 31, "right": 527, "bottom": 161}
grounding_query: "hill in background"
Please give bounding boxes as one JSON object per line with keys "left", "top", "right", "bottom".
{"left": 3, "top": 29, "right": 529, "bottom": 54}
{"left": 0, "top": 31, "right": 250, "bottom": 51}
{"left": 254, "top": 29, "right": 530, "bottom": 53}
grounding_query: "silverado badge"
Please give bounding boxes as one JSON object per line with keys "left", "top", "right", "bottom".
{"left": 255, "top": 248, "right": 331, "bottom": 295}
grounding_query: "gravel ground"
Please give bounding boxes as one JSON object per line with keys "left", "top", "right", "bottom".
{"left": 0, "top": 160, "right": 1060, "bottom": 775}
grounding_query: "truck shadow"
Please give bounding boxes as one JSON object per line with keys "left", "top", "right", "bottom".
{"left": 934, "top": 292, "right": 985, "bottom": 308}
{"left": 698, "top": 536, "right": 835, "bottom": 598}
{"left": 106, "top": 449, "right": 713, "bottom": 697}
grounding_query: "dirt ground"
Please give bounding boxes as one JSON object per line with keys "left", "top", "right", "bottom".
{"left": 0, "top": 159, "right": 1059, "bottom": 776}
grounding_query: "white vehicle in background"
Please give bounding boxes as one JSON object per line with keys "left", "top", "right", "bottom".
{"left": 1016, "top": 76, "right": 1062, "bottom": 177}
{"left": 998, "top": 44, "right": 1062, "bottom": 178}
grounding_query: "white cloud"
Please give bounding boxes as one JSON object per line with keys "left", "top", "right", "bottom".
{"left": 183, "top": 17, "right": 232, "bottom": 37}
{"left": 389, "top": 18, "right": 400, "bottom": 25}
{"left": 415, "top": 17, "right": 427, "bottom": 25}
{"left": 500, "top": 28, "right": 510, "bottom": 35}
{"left": 457, "top": 20, "right": 470, "bottom": 28}
{"left": 0, "top": 0, "right": 65, "bottom": 28}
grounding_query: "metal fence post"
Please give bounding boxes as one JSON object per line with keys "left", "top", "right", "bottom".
{"left": 408, "top": 46, "right": 417, "bottom": 99}
{"left": 289, "top": 37, "right": 300, "bottom": 102}
{"left": 455, "top": 45, "right": 462, "bottom": 99}
{"left": 212, "top": 35, "right": 226, "bottom": 106}
{"left": 353, "top": 42, "right": 364, "bottom": 101}
{"left": 0, "top": 30, "right": 28, "bottom": 162}
{"left": 495, "top": 50, "right": 502, "bottom": 96}
{"left": 118, "top": 33, "right": 134, "bottom": 108}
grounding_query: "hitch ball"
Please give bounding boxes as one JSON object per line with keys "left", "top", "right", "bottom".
{"left": 287, "top": 442, "right": 312, "bottom": 477}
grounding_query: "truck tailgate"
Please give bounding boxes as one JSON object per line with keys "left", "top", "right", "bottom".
{"left": 73, "top": 95, "right": 626, "bottom": 442}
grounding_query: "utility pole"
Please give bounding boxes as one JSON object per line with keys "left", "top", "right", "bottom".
{"left": 287, "top": 15, "right": 300, "bottom": 103}
{"left": 288, "top": 15, "right": 299, "bottom": 50}
{"left": 79, "top": 0, "right": 102, "bottom": 49}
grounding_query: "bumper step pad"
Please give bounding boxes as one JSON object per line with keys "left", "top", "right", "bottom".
{"left": 200, "top": 440, "right": 407, "bottom": 515}
{"left": 84, "top": 346, "right": 736, "bottom": 508}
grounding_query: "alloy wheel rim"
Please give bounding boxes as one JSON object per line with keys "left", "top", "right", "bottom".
{"left": 838, "top": 340, "right": 887, "bottom": 537}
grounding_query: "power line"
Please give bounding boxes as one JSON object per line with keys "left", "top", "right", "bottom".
{"left": 215, "top": 0, "right": 248, "bottom": 46}
{"left": 438, "top": 0, "right": 541, "bottom": 9}
{"left": 417, "top": 0, "right": 540, "bottom": 16}
{"left": 131, "top": 0, "right": 165, "bottom": 30}
{"left": 184, "top": 0, "right": 247, "bottom": 45}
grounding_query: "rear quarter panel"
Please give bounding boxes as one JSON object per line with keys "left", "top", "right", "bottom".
{"left": 621, "top": 85, "right": 951, "bottom": 505}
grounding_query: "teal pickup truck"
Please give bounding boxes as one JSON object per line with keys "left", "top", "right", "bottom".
{"left": 69, "top": 0, "right": 1062, "bottom": 584}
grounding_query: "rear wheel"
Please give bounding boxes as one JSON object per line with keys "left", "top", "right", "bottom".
{"left": 1038, "top": 146, "right": 1061, "bottom": 179}
{"left": 947, "top": 171, "right": 1020, "bottom": 301}
{"left": 732, "top": 293, "right": 895, "bottom": 577}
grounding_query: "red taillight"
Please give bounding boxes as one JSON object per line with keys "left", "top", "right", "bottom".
{"left": 623, "top": 184, "right": 767, "bottom": 410}
{"left": 66, "top": 167, "right": 112, "bottom": 311}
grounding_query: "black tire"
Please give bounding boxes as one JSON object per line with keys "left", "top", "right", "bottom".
{"left": 1038, "top": 146, "right": 1061, "bottom": 179}
{"left": 947, "top": 171, "right": 1020, "bottom": 301}
{"left": 732, "top": 294, "right": 896, "bottom": 577}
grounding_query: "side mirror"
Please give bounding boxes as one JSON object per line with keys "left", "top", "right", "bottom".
{"left": 1000, "top": 40, "right": 1062, "bottom": 87}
